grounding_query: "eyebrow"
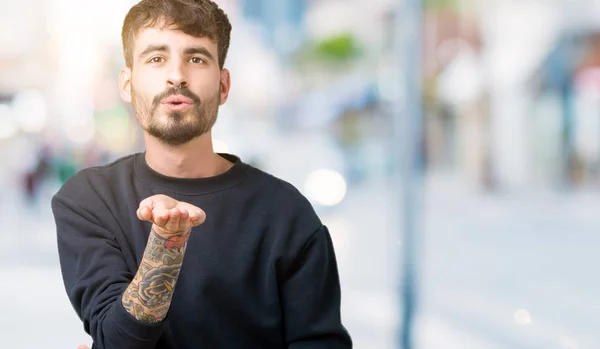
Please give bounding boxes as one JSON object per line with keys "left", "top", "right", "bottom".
{"left": 183, "top": 46, "right": 215, "bottom": 63}
{"left": 138, "top": 44, "right": 216, "bottom": 63}
{"left": 139, "top": 44, "right": 168, "bottom": 59}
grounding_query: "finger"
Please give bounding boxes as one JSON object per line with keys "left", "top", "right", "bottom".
{"left": 165, "top": 208, "right": 182, "bottom": 232}
{"left": 178, "top": 211, "right": 194, "bottom": 232}
{"left": 137, "top": 206, "right": 152, "bottom": 221}
{"left": 78, "top": 346, "right": 90, "bottom": 349}
{"left": 179, "top": 209, "right": 189, "bottom": 221}
{"left": 138, "top": 196, "right": 157, "bottom": 220}
{"left": 139, "top": 196, "right": 156, "bottom": 210}
{"left": 189, "top": 209, "right": 206, "bottom": 225}
{"left": 153, "top": 208, "right": 170, "bottom": 227}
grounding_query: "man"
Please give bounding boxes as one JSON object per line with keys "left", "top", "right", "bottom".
{"left": 51, "top": 0, "right": 352, "bottom": 348}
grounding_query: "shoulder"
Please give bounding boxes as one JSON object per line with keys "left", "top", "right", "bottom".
{"left": 52, "top": 153, "right": 137, "bottom": 207}
{"left": 248, "top": 166, "right": 317, "bottom": 211}
{"left": 246, "top": 165, "right": 322, "bottom": 235}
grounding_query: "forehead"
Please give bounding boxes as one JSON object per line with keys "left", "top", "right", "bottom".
{"left": 134, "top": 26, "right": 217, "bottom": 55}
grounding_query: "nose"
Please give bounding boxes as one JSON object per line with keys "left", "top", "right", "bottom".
{"left": 166, "top": 61, "right": 188, "bottom": 89}
{"left": 168, "top": 79, "right": 188, "bottom": 89}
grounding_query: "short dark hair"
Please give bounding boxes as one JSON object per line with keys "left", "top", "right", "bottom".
{"left": 122, "top": 0, "right": 232, "bottom": 69}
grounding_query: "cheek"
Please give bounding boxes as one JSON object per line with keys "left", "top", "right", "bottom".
{"left": 197, "top": 72, "right": 217, "bottom": 86}
{"left": 132, "top": 71, "right": 163, "bottom": 99}
{"left": 196, "top": 71, "right": 221, "bottom": 90}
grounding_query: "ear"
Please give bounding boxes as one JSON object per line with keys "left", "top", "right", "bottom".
{"left": 219, "top": 69, "right": 231, "bottom": 105}
{"left": 118, "top": 66, "right": 133, "bottom": 103}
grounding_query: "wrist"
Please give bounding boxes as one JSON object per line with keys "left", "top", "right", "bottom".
{"left": 151, "top": 224, "right": 190, "bottom": 238}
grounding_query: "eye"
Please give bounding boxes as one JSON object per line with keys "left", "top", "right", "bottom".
{"left": 148, "top": 57, "right": 164, "bottom": 64}
{"left": 190, "top": 57, "right": 206, "bottom": 64}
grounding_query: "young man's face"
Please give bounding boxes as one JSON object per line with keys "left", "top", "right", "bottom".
{"left": 119, "top": 24, "right": 231, "bottom": 146}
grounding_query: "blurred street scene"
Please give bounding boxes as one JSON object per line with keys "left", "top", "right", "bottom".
{"left": 1, "top": 0, "right": 600, "bottom": 348}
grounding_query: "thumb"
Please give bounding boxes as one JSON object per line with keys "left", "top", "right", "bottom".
{"left": 137, "top": 206, "right": 152, "bottom": 221}
{"left": 78, "top": 346, "right": 90, "bottom": 349}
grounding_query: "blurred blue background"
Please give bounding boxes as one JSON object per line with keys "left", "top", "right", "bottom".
{"left": 1, "top": 0, "right": 600, "bottom": 348}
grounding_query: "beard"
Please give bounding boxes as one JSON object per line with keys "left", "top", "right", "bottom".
{"left": 132, "top": 85, "right": 220, "bottom": 146}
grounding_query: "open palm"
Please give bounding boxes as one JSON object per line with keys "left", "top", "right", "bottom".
{"left": 137, "top": 194, "right": 206, "bottom": 236}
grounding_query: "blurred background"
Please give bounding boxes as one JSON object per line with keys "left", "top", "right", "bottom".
{"left": 1, "top": 0, "right": 600, "bottom": 348}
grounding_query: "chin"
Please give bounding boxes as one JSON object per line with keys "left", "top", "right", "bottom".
{"left": 159, "top": 137, "right": 198, "bottom": 147}
{"left": 147, "top": 124, "right": 204, "bottom": 146}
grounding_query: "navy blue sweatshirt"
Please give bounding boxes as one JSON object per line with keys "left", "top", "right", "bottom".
{"left": 51, "top": 153, "right": 352, "bottom": 349}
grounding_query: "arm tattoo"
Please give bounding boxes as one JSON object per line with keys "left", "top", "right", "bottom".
{"left": 122, "top": 228, "right": 191, "bottom": 323}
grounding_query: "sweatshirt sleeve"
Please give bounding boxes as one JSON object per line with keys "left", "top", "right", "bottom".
{"left": 280, "top": 225, "right": 353, "bottom": 348}
{"left": 51, "top": 192, "right": 165, "bottom": 349}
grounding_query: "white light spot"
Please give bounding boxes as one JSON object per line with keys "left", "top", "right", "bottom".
{"left": 11, "top": 90, "right": 48, "bottom": 133}
{"left": 64, "top": 120, "right": 95, "bottom": 145}
{"left": 514, "top": 309, "right": 531, "bottom": 325}
{"left": 305, "top": 1, "right": 355, "bottom": 39}
{"left": 304, "top": 169, "right": 347, "bottom": 206}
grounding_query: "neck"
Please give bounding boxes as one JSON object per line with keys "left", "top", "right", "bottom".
{"left": 143, "top": 131, "right": 232, "bottom": 179}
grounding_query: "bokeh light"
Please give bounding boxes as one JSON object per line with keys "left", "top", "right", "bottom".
{"left": 514, "top": 309, "right": 532, "bottom": 325}
{"left": 304, "top": 168, "right": 347, "bottom": 206}
{"left": 11, "top": 90, "right": 48, "bottom": 133}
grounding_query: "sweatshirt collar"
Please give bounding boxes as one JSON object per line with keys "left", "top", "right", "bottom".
{"left": 134, "top": 152, "right": 249, "bottom": 195}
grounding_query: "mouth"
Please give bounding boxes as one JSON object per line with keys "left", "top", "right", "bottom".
{"left": 161, "top": 95, "right": 194, "bottom": 111}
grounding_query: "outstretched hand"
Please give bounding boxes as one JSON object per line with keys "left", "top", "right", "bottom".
{"left": 137, "top": 194, "right": 206, "bottom": 236}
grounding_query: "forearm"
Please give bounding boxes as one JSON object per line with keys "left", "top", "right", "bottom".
{"left": 122, "top": 227, "right": 191, "bottom": 323}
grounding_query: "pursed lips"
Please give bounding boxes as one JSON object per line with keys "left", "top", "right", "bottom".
{"left": 161, "top": 95, "right": 194, "bottom": 111}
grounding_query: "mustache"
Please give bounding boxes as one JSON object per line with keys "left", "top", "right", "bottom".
{"left": 152, "top": 87, "right": 202, "bottom": 107}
